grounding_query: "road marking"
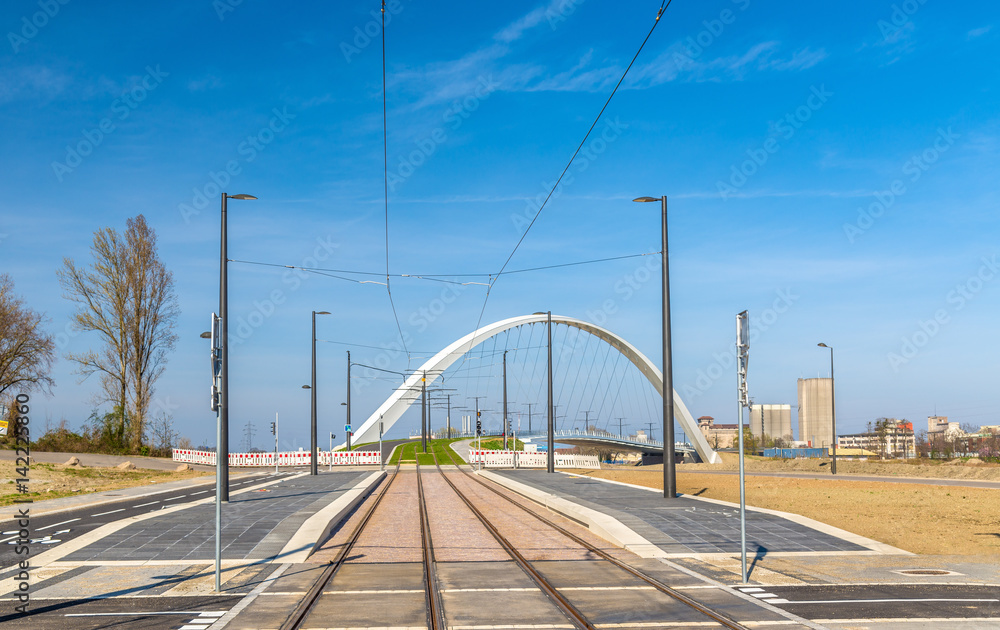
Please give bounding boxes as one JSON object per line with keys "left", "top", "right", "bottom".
{"left": 192, "top": 491, "right": 210, "bottom": 495}
{"left": 813, "top": 617, "right": 1000, "bottom": 627}
{"left": 66, "top": 611, "right": 228, "bottom": 617}
{"left": 788, "top": 598, "right": 1000, "bottom": 604}
{"left": 740, "top": 587, "right": 765, "bottom": 593}
{"left": 91, "top": 508, "right": 126, "bottom": 517}
{"left": 560, "top": 586, "right": 655, "bottom": 591}
{"left": 163, "top": 495, "right": 187, "bottom": 501}
{"left": 36, "top": 518, "right": 80, "bottom": 531}
{"left": 134, "top": 501, "right": 160, "bottom": 507}
{"left": 326, "top": 589, "right": 425, "bottom": 594}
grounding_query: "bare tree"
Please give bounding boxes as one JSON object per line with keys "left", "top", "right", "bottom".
{"left": 58, "top": 215, "right": 178, "bottom": 451}
{"left": 148, "top": 410, "right": 177, "bottom": 454}
{"left": 0, "top": 274, "right": 56, "bottom": 401}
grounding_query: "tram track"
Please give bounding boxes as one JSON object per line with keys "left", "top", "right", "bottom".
{"left": 283, "top": 443, "right": 754, "bottom": 629}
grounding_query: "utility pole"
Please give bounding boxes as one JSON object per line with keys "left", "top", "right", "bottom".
{"left": 580, "top": 410, "right": 593, "bottom": 433}
{"left": 526, "top": 403, "right": 535, "bottom": 434}
{"left": 646, "top": 421, "right": 656, "bottom": 441}
{"left": 421, "top": 371, "right": 427, "bottom": 453}
{"left": 346, "top": 351, "right": 352, "bottom": 452}
{"left": 546, "top": 311, "right": 554, "bottom": 473}
{"left": 616, "top": 417, "right": 626, "bottom": 437}
{"left": 502, "top": 350, "right": 509, "bottom": 450}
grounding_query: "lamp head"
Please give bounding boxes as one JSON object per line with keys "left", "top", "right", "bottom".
{"left": 818, "top": 343, "right": 829, "bottom": 348}
{"left": 302, "top": 385, "right": 311, "bottom": 389}
{"left": 315, "top": 310, "right": 331, "bottom": 315}
{"left": 632, "top": 196, "right": 659, "bottom": 203}
{"left": 199, "top": 331, "right": 211, "bottom": 339}
{"left": 227, "top": 194, "right": 257, "bottom": 200}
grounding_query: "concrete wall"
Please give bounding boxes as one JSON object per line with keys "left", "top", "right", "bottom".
{"left": 798, "top": 378, "right": 833, "bottom": 448}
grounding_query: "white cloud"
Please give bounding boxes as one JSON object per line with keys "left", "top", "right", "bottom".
{"left": 0, "top": 66, "right": 71, "bottom": 104}
{"left": 967, "top": 25, "right": 992, "bottom": 40}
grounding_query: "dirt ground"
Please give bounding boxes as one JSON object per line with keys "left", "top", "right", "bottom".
{"left": 0, "top": 459, "right": 210, "bottom": 507}
{"left": 578, "top": 457, "right": 1000, "bottom": 557}
{"left": 682, "top": 451, "right": 1000, "bottom": 480}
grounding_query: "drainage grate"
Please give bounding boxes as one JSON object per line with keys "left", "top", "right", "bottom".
{"left": 896, "top": 569, "right": 958, "bottom": 576}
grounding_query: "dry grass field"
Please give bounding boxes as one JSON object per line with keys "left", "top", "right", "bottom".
{"left": 0, "top": 459, "right": 210, "bottom": 507}
{"left": 579, "top": 454, "right": 1000, "bottom": 556}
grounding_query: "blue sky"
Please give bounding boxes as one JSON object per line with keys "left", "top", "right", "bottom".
{"left": 2, "top": 0, "right": 999, "bottom": 449}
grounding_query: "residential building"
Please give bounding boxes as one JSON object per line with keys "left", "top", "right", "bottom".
{"left": 838, "top": 419, "right": 914, "bottom": 458}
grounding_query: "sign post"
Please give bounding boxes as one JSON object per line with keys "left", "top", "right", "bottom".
{"left": 736, "top": 310, "right": 751, "bottom": 585}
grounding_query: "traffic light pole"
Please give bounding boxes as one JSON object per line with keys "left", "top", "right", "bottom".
{"left": 272, "top": 413, "right": 278, "bottom": 474}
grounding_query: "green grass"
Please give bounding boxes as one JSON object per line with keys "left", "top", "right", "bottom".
{"left": 478, "top": 438, "right": 524, "bottom": 452}
{"left": 386, "top": 438, "right": 468, "bottom": 465}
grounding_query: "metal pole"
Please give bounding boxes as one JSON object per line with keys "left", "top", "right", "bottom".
{"left": 526, "top": 403, "right": 534, "bottom": 434}
{"left": 274, "top": 412, "right": 278, "bottom": 474}
{"left": 503, "top": 350, "right": 508, "bottom": 450}
{"left": 738, "top": 398, "right": 748, "bottom": 584}
{"left": 661, "top": 196, "right": 676, "bottom": 499}
{"left": 446, "top": 394, "right": 451, "bottom": 439}
{"left": 329, "top": 432, "right": 333, "bottom": 472}
{"left": 830, "top": 347, "right": 837, "bottom": 475}
{"left": 546, "top": 311, "right": 555, "bottom": 473}
{"left": 310, "top": 311, "right": 318, "bottom": 475}
{"left": 219, "top": 193, "right": 230, "bottom": 502}
{"left": 215, "top": 402, "right": 222, "bottom": 591}
{"left": 421, "top": 371, "right": 427, "bottom": 453}
{"left": 379, "top": 416, "right": 384, "bottom": 471}
{"left": 346, "top": 351, "right": 352, "bottom": 452}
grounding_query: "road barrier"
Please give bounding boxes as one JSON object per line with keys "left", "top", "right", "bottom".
{"left": 468, "top": 450, "right": 601, "bottom": 469}
{"left": 171, "top": 449, "right": 382, "bottom": 467}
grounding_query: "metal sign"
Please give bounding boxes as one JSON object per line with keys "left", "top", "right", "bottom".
{"left": 736, "top": 310, "right": 750, "bottom": 408}
{"left": 209, "top": 313, "right": 222, "bottom": 412}
{"left": 345, "top": 425, "right": 351, "bottom": 433}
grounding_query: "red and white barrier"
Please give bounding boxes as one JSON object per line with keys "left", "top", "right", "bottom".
{"left": 172, "top": 448, "right": 382, "bottom": 467}
{"left": 467, "top": 450, "right": 600, "bottom": 469}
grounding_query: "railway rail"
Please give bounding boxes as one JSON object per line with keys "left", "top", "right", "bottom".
{"left": 281, "top": 444, "right": 752, "bottom": 630}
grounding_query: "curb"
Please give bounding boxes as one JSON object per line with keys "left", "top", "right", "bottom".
{"left": 278, "top": 470, "right": 386, "bottom": 563}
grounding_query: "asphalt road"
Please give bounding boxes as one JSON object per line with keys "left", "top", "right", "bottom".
{"left": 0, "top": 472, "right": 276, "bottom": 571}
{"left": 0, "top": 595, "right": 244, "bottom": 628}
{"left": 0, "top": 450, "right": 214, "bottom": 472}
{"left": 351, "top": 437, "right": 418, "bottom": 461}
{"left": 735, "top": 583, "right": 1000, "bottom": 622}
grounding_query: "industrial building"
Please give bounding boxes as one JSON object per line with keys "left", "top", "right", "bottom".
{"left": 750, "top": 404, "right": 793, "bottom": 441}
{"left": 697, "top": 416, "right": 742, "bottom": 449}
{"left": 798, "top": 378, "right": 833, "bottom": 449}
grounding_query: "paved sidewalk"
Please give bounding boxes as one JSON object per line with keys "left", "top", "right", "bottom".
{"left": 491, "top": 469, "right": 881, "bottom": 556}
{"left": 61, "top": 471, "right": 370, "bottom": 563}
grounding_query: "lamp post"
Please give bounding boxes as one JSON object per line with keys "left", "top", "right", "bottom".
{"left": 309, "top": 311, "right": 330, "bottom": 475}
{"left": 818, "top": 343, "right": 837, "bottom": 475}
{"left": 633, "top": 195, "right": 675, "bottom": 499}
{"left": 346, "top": 351, "right": 352, "bottom": 452}
{"left": 200, "top": 322, "right": 223, "bottom": 592}
{"left": 219, "top": 192, "right": 256, "bottom": 501}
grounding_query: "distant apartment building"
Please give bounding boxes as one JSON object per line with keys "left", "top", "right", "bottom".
{"left": 798, "top": 378, "right": 833, "bottom": 449}
{"left": 698, "top": 416, "right": 742, "bottom": 449}
{"left": 927, "top": 415, "right": 956, "bottom": 434}
{"left": 750, "top": 404, "right": 793, "bottom": 441}
{"left": 839, "top": 419, "right": 915, "bottom": 458}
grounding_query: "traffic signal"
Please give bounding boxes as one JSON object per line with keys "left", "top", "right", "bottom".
{"left": 270, "top": 422, "right": 275, "bottom": 435}
{"left": 476, "top": 410, "right": 482, "bottom": 436}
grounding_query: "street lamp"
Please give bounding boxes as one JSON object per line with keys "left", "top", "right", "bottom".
{"left": 633, "top": 195, "right": 675, "bottom": 499}
{"left": 818, "top": 343, "right": 837, "bottom": 475}
{"left": 219, "top": 192, "right": 256, "bottom": 502}
{"left": 310, "top": 311, "right": 331, "bottom": 475}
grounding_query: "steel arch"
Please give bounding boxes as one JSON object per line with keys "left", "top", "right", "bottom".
{"left": 350, "top": 314, "right": 720, "bottom": 464}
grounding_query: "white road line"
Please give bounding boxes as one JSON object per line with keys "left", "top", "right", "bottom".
{"left": 740, "top": 587, "right": 765, "bottom": 593}
{"left": 66, "top": 611, "right": 228, "bottom": 617}
{"left": 163, "top": 495, "right": 187, "bottom": 501}
{"left": 788, "top": 597, "right": 1000, "bottom": 604}
{"left": 0, "top": 535, "right": 18, "bottom": 544}
{"left": 133, "top": 501, "right": 160, "bottom": 508}
{"left": 191, "top": 491, "right": 210, "bottom": 495}
{"left": 36, "top": 518, "right": 80, "bottom": 531}
{"left": 812, "top": 618, "right": 1000, "bottom": 625}
{"left": 91, "top": 508, "right": 126, "bottom": 517}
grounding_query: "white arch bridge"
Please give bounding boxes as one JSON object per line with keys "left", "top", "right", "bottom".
{"left": 350, "top": 313, "right": 721, "bottom": 464}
